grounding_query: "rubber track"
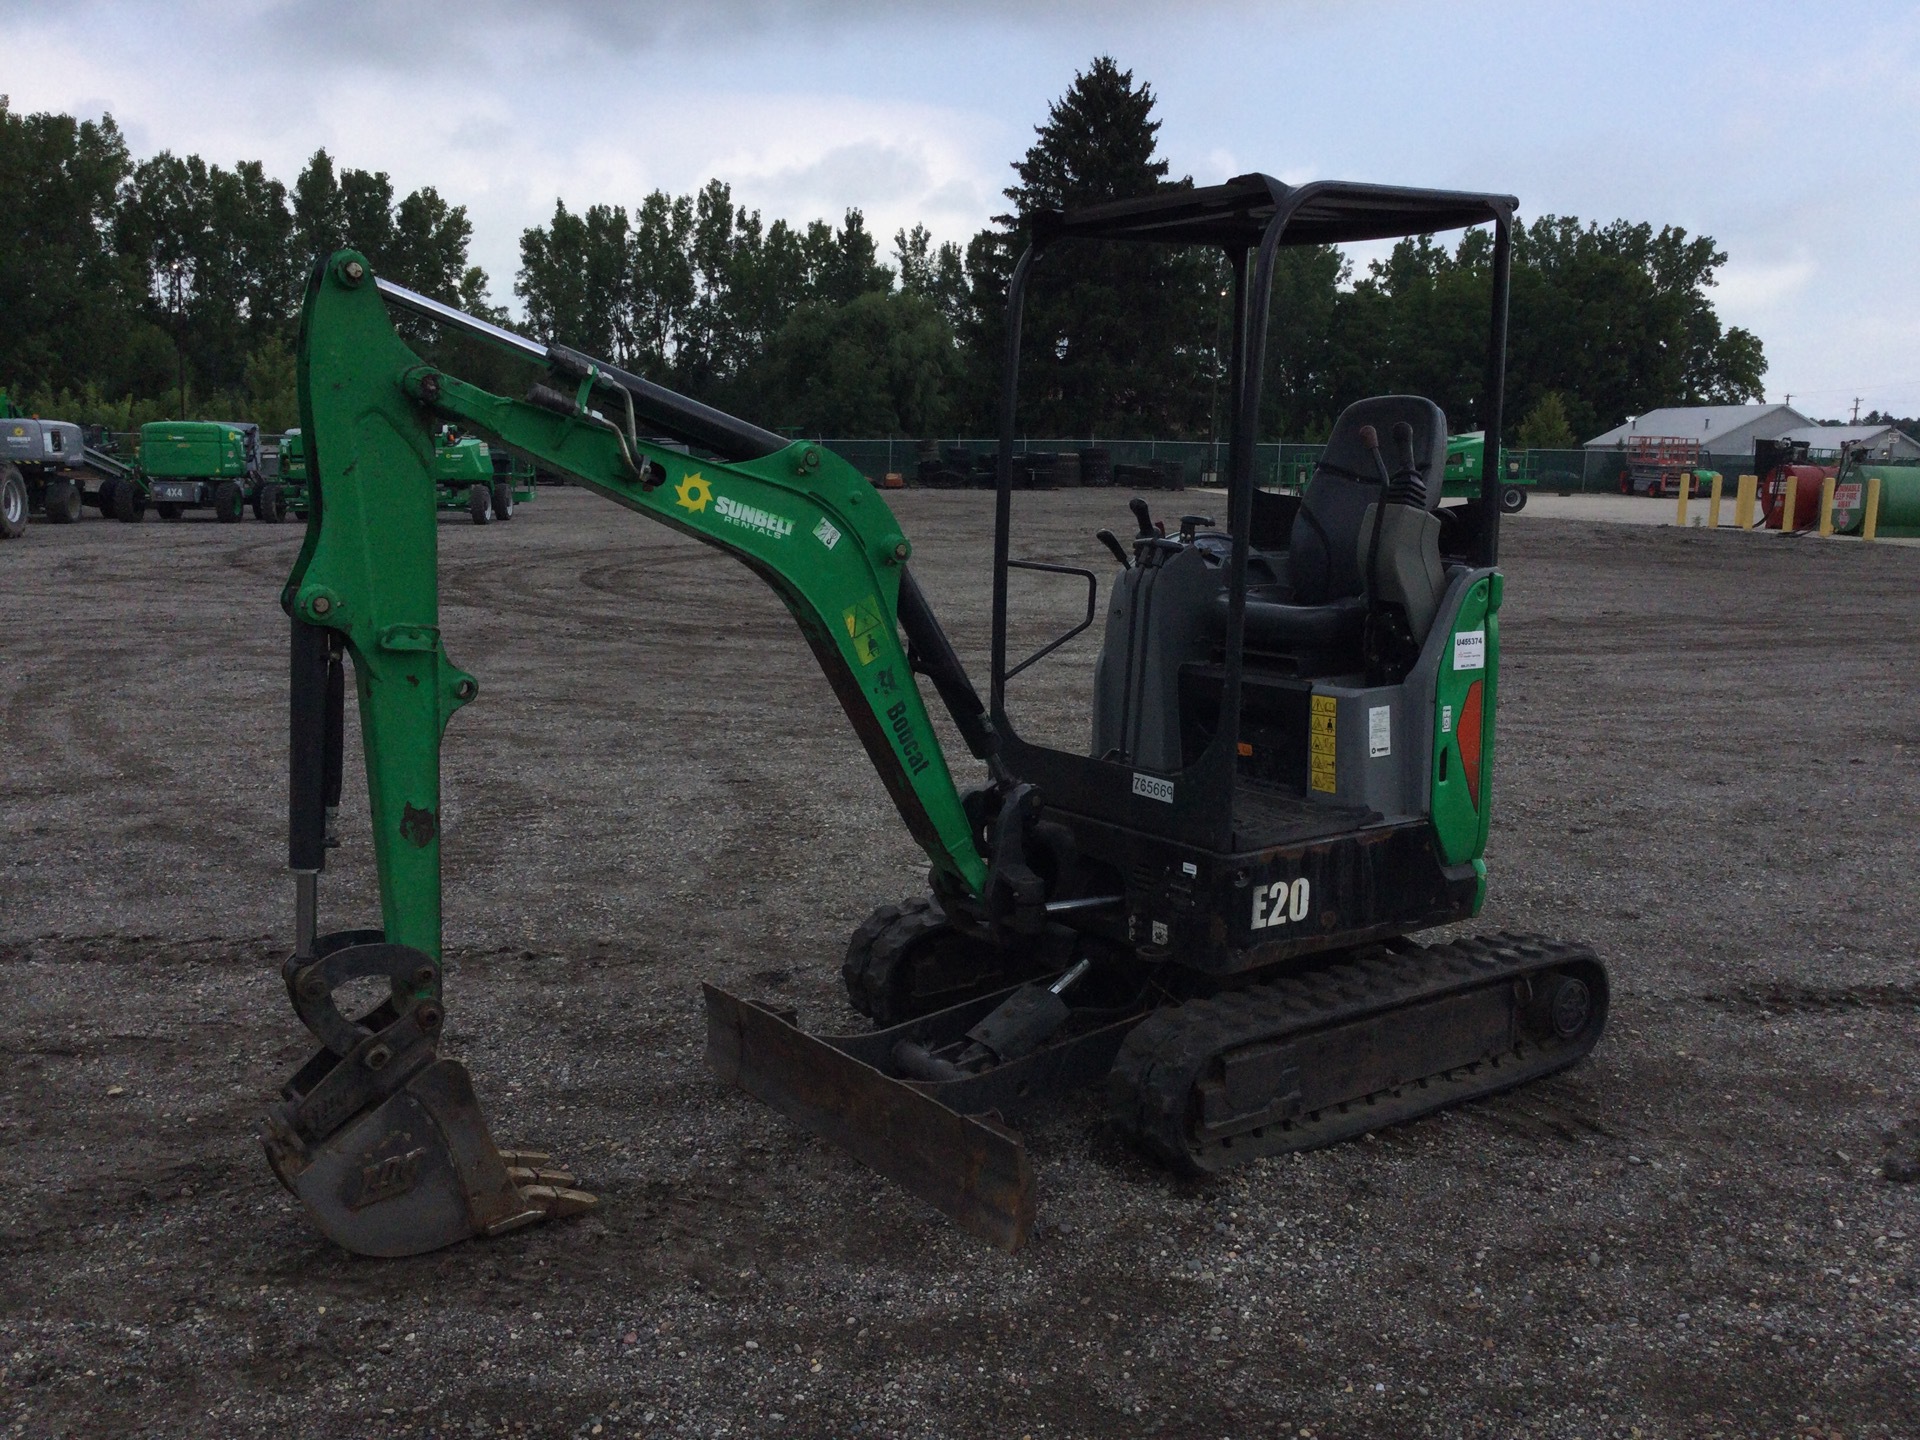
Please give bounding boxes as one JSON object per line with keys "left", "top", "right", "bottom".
{"left": 841, "top": 896, "right": 949, "bottom": 1022}
{"left": 1109, "top": 931, "right": 1606, "bottom": 1173}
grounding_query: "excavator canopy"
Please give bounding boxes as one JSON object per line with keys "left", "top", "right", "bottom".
{"left": 1028, "top": 173, "right": 1515, "bottom": 249}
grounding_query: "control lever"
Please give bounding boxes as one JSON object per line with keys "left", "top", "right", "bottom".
{"left": 1359, "top": 422, "right": 1420, "bottom": 684}
{"left": 1128, "top": 497, "right": 1154, "bottom": 538}
{"left": 1095, "top": 528, "right": 1132, "bottom": 568}
{"left": 1389, "top": 420, "right": 1424, "bottom": 505}
{"left": 1178, "top": 514, "right": 1215, "bottom": 542}
{"left": 1360, "top": 423, "right": 1393, "bottom": 616}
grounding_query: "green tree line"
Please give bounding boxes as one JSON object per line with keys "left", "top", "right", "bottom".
{"left": 2, "top": 63, "right": 1768, "bottom": 446}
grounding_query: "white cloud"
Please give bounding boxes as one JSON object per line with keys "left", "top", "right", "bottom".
{"left": 1711, "top": 257, "right": 1817, "bottom": 316}
{"left": 3, "top": 0, "right": 1916, "bottom": 408}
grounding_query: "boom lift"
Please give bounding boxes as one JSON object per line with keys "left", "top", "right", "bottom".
{"left": 264, "top": 176, "right": 1608, "bottom": 1257}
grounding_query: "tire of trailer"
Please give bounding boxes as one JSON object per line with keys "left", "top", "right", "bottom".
{"left": 1499, "top": 484, "right": 1527, "bottom": 514}
{"left": 214, "top": 481, "right": 244, "bottom": 523}
{"left": 254, "top": 481, "right": 286, "bottom": 523}
{"left": 109, "top": 477, "right": 145, "bottom": 523}
{"left": 491, "top": 480, "right": 514, "bottom": 522}
{"left": 0, "top": 465, "right": 27, "bottom": 538}
{"left": 469, "top": 484, "right": 492, "bottom": 524}
{"left": 157, "top": 502, "right": 183, "bottom": 520}
{"left": 44, "top": 478, "right": 82, "bottom": 523}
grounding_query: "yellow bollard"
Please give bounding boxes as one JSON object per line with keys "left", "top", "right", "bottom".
{"left": 1864, "top": 476, "right": 1882, "bottom": 541}
{"left": 1708, "top": 472, "right": 1724, "bottom": 529}
{"left": 1818, "top": 475, "right": 1836, "bottom": 537}
{"left": 1781, "top": 474, "right": 1799, "bottom": 532}
{"left": 1675, "top": 470, "right": 1692, "bottom": 527}
{"left": 1735, "top": 474, "right": 1757, "bottom": 529}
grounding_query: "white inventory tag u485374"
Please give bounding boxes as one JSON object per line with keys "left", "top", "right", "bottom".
{"left": 1453, "top": 629, "right": 1486, "bottom": 670}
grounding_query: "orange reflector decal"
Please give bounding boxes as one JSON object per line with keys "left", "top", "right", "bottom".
{"left": 1458, "top": 679, "right": 1485, "bottom": 811}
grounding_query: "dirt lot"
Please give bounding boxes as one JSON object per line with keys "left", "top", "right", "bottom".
{"left": 3, "top": 487, "right": 1917, "bottom": 1440}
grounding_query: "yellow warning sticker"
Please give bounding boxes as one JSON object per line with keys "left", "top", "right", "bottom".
{"left": 843, "top": 595, "right": 886, "bottom": 666}
{"left": 1309, "top": 694, "right": 1338, "bottom": 793}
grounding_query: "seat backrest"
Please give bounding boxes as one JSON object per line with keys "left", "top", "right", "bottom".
{"left": 1289, "top": 396, "right": 1447, "bottom": 604}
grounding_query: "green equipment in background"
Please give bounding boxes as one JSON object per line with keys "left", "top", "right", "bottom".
{"left": 277, "top": 430, "right": 311, "bottom": 519}
{"left": 433, "top": 425, "right": 534, "bottom": 524}
{"left": 277, "top": 425, "right": 534, "bottom": 526}
{"left": 136, "top": 419, "right": 289, "bottom": 522}
{"left": 1441, "top": 432, "right": 1532, "bottom": 513}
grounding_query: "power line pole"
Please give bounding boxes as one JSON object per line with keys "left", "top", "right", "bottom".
{"left": 1851, "top": 397, "right": 1862, "bottom": 423}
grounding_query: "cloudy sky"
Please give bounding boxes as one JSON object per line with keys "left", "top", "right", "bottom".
{"left": 9, "top": 0, "right": 1919, "bottom": 420}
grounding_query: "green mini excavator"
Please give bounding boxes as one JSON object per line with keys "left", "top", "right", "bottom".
{"left": 263, "top": 176, "right": 1608, "bottom": 1257}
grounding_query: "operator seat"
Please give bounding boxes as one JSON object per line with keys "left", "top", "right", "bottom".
{"left": 1226, "top": 395, "right": 1448, "bottom": 662}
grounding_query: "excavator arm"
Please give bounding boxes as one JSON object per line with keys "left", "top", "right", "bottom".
{"left": 264, "top": 251, "right": 999, "bottom": 1255}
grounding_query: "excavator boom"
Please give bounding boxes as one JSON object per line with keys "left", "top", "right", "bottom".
{"left": 265, "top": 252, "right": 995, "bottom": 1254}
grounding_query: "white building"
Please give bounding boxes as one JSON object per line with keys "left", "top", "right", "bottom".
{"left": 1774, "top": 423, "right": 1920, "bottom": 462}
{"left": 1584, "top": 403, "right": 1810, "bottom": 458}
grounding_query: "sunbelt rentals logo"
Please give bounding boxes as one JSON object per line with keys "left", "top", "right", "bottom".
{"left": 714, "top": 495, "right": 794, "bottom": 540}
{"left": 671, "top": 472, "right": 794, "bottom": 540}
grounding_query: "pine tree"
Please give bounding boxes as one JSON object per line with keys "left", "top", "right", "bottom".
{"left": 1516, "top": 390, "right": 1575, "bottom": 450}
{"left": 962, "top": 57, "right": 1211, "bottom": 437}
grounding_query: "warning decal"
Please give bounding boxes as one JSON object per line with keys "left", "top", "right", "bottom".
{"left": 1309, "top": 694, "right": 1338, "bottom": 793}
{"left": 843, "top": 596, "right": 886, "bottom": 666}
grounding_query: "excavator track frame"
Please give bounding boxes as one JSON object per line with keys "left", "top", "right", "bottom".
{"left": 1109, "top": 932, "right": 1608, "bottom": 1172}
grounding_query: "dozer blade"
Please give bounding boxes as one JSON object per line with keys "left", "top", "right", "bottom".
{"left": 703, "top": 984, "right": 1037, "bottom": 1251}
{"left": 264, "top": 1056, "right": 596, "bottom": 1258}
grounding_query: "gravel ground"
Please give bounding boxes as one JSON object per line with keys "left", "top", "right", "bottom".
{"left": 3, "top": 487, "right": 1917, "bottom": 1439}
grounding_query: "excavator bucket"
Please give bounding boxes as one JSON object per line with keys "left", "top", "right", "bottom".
{"left": 264, "top": 1055, "right": 593, "bottom": 1258}
{"left": 264, "top": 936, "right": 595, "bottom": 1258}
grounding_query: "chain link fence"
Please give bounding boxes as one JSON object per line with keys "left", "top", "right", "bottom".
{"left": 820, "top": 439, "right": 1338, "bottom": 492}
{"left": 108, "top": 426, "right": 1753, "bottom": 495}
{"left": 816, "top": 439, "right": 1755, "bottom": 495}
